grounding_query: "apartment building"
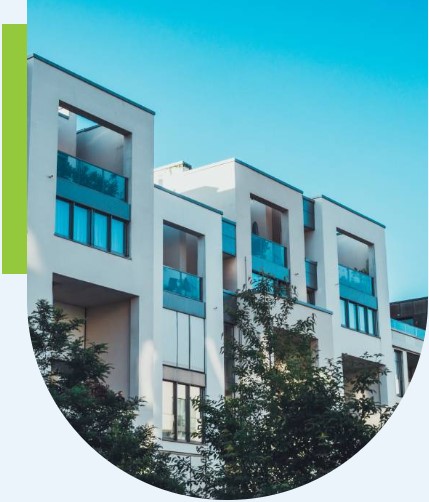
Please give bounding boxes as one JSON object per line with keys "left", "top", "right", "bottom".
{"left": 27, "top": 54, "right": 425, "bottom": 458}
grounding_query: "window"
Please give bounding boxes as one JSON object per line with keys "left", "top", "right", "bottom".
{"left": 73, "top": 205, "right": 89, "bottom": 244}
{"left": 55, "top": 197, "right": 127, "bottom": 256}
{"left": 162, "top": 381, "right": 203, "bottom": 443}
{"left": 55, "top": 199, "right": 70, "bottom": 237}
{"left": 340, "top": 298, "right": 377, "bottom": 336}
{"left": 395, "top": 350, "right": 404, "bottom": 397}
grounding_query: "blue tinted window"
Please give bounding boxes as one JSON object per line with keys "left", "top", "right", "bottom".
{"left": 55, "top": 199, "right": 70, "bottom": 237}
{"left": 93, "top": 212, "right": 108, "bottom": 250}
{"left": 111, "top": 218, "right": 125, "bottom": 255}
{"left": 73, "top": 205, "right": 89, "bottom": 244}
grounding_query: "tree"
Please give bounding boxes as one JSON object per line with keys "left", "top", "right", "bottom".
{"left": 29, "top": 300, "right": 185, "bottom": 494}
{"left": 187, "top": 280, "right": 394, "bottom": 499}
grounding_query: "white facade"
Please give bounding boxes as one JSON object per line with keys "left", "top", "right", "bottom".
{"left": 27, "top": 55, "right": 425, "bottom": 456}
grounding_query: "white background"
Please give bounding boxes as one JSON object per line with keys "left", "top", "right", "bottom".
{"left": 1, "top": 2, "right": 428, "bottom": 500}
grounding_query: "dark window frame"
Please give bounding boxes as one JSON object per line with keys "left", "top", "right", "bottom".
{"left": 340, "top": 297, "right": 378, "bottom": 336}
{"left": 162, "top": 380, "right": 203, "bottom": 444}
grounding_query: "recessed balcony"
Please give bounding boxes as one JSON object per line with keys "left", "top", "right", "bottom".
{"left": 305, "top": 259, "right": 317, "bottom": 290}
{"left": 251, "top": 234, "right": 289, "bottom": 282}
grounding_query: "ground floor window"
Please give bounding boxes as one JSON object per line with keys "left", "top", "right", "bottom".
{"left": 55, "top": 198, "right": 128, "bottom": 256}
{"left": 394, "top": 350, "right": 404, "bottom": 397}
{"left": 340, "top": 298, "right": 377, "bottom": 336}
{"left": 162, "top": 381, "right": 203, "bottom": 443}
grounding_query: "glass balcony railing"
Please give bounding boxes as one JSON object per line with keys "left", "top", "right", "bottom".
{"left": 57, "top": 151, "right": 127, "bottom": 201}
{"left": 252, "top": 234, "right": 286, "bottom": 267}
{"left": 252, "top": 273, "right": 287, "bottom": 298}
{"left": 338, "top": 264, "right": 373, "bottom": 296}
{"left": 305, "top": 259, "right": 317, "bottom": 290}
{"left": 391, "top": 319, "right": 425, "bottom": 340}
{"left": 163, "top": 265, "right": 202, "bottom": 301}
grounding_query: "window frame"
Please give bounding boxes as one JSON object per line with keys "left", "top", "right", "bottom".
{"left": 54, "top": 197, "right": 128, "bottom": 257}
{"left": 340, "top": 298, "right": 378, "bottom": 336}
{"left": 162, "top": 380, "right": 203, "bottom": 444}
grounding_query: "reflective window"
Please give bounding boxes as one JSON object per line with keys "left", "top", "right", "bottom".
{"left": 162, "top": 381, "right": 203, "bottom": 443}
{"left": 395, "top": 350, "right": 404, "bottom": 397}
{"left": 340, "top": 299, "right": 347, "bottom": 326}
{"left": 73, "top": 205, "right": 89, "bottom": 244}
{"left": 162, "top": 381, "right": 175, "bottom": 440}
{"left": 177, "top": 384, "right": 187, "bottom": 441}
{"left": 357, "top": 305, "right": 366, "bottom": 333}
{"left": 341, "top": 298, "right": 377, "bottom": 336}
{"left": 93, "top": 212, "right": 108, "bottom": 250}
{"left": 111, "top": 218, "right": 125, "bottom": 255}
{"left": 348, "top": 302, "right": 357, "bottom": 330}
{"left": 54, "top": 197, "right": 128, "bottom": 257}
{"left": 367, "top": 309, "right": 375, "bottom": 335}
{"left": 55, "top": 199, "right": 70, "bottom": 237}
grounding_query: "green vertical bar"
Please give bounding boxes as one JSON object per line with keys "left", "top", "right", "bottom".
{"left": 2, "top": 24, "right": 27, "bottom": 274}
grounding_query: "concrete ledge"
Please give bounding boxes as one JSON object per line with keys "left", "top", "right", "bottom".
{"left": 57, "top": 178, "right": 130, "bottom": 220}
{"left": 163, "top": 291, "right": 206, "bottom": 318}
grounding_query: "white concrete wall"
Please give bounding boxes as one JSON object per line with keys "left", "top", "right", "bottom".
{"left": 86, "top": 301, "right": 130, "bottom": 395}
{"left": 154, "top": 187, "right": 225, "bottom": 452}
{"left": 27, "top": 56, "right": 155, "bottom": 427}
{"left": 77, "top": 126, "right": 124, "bottom": 174}
{"left": 313, "top": 197, "right": 396, "bottom": 405}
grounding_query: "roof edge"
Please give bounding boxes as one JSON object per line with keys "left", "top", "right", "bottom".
{"left": 154, "top": 184, "right": 223, "bottom": 215}
{"left": 28, "top": 54, "right": 156, "bottom": 116}
{"left": 315, "top": 195, "right": 386, "bottom": 228}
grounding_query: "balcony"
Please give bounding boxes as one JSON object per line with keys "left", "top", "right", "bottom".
{"left": 338, "top": 264, "right": 377, "bottom": 309}
{"left": 391, "top": 319, "right": 425, "bottom": 341}
{"left": 163, "top": 265, "right": 205, "bottom": 318}
{"left": 222, "top": 219, "right": 236, "bottom": 256}
{"left": 305, "top": 259, "right": 317, "bottom": 290}
{"left": 251, "top": 234, "right": 289, "bottom": 282}
{"left": 57, "top": 151, "right": 127, "bottom": 201}
{"left": 163, "top": 265, "right": 202, "bottom": 301}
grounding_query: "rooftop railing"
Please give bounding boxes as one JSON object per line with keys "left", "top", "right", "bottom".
{"left": 57, "top": 151, "right": 127, "bottom": 201}
{"left": 391, "top": 319, "right": 425, "bottom": 340}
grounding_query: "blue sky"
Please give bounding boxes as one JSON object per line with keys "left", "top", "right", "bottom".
{"left": 28, "top": 0, "right": 427, "bottom": 301}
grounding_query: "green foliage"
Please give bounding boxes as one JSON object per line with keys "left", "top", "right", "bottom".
{"left": 186, "top": 280, "right": 395, "bottom": 499}
{"left": 29, "top": 300, "right": 184, "bottom": 494}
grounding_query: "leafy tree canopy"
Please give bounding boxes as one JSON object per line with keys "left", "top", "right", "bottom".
{"left": 29, "top": 300, "right": 185, "bottom": 494}
{"left": 186, "top": 280, "right": 394, "bottom": 499}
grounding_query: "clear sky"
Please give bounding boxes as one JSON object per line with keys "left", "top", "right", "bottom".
{"left": 28, "top": 0, "right": 427, "bottom": 301}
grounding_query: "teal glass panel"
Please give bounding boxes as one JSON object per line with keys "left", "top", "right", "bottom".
{"left": 305, "top": 259, "right": 317, "bottom": 290}
{"left": 73, "top": 205, "right": 89, "bottom": 244}
{"left": 57, "top": 151, "right": 127, "bottom": 201}
{"left": 163, "top": 266, "right": 202, "bottom": 301}
{"left": 111, "top": 218, "right": 125, "bottom": 255}
{"left": 252, "top": 234, "right": 286, "bottom": 267}
{"left": 391, "top": 319, "right": 425, "bottom": 340}
{"left": 222, "top": 220, "right": 236, "bottom": 256}
{"left": 303, "top": 198, "right": 315, "bottom": 229}
{"left": 338, "top": 264, "right": 373, "bottom": 295}
{"left": 93, "top": 212, "right": 108, "bottom": 250}
{"left": 55, "top": 199, "right": 70, "bottom": 237}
